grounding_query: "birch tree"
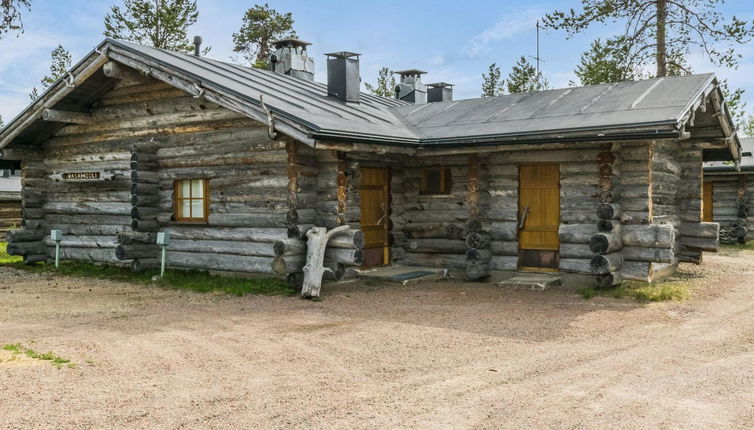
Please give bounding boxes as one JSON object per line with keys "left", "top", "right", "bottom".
{"left": 1, "top": 0, "right": 30, "bottom": 38}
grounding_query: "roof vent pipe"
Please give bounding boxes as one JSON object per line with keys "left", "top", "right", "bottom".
{"left": 394, "top": 69, "right": 427, "bottom": 104}
{"left": 193, "top": 36, "right": 203, "bottom": 56}
{"left": 270, "top": 38, "right": 315, "bottom": 81}
{"left": 427, "top": 82, "right": 454, "bottom": 103}
{"left": 325, "top": 51, "right": 361, "bottom": 103}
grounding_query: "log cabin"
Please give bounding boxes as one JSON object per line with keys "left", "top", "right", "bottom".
{"left": 0, "top": 168, "right": 21, "bottom": 234}
{"left": 703, "top": 137, "right": 753, "bottom": 244}
{"left": 0, "top": 38, "right": 741, "bottom": 287}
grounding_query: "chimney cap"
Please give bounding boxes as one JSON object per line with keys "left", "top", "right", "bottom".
{"left": 427, "top": 82, "right": 454, "bottom": 88}
{"left": 272, "top": 38, "right": 312, "bottom": 49}
{"left": 324, "top": 51, "right": 360, "bottom": 59}
{"left": 394, "top": 69, "right": 427, "bottom": 77}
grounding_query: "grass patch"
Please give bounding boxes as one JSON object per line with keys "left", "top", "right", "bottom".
{"left": 0, "top": 242, "right": 295, "bottom": 297}
{"left": 723, "top": 242, "right": 754, "bottom": 251}
{"left": 578, "top": 287, "right": 596, "bottom": 299}
{"left": 0, "top": 242, "right": 22, "bottom": 264}
{"left": 584, "top": 279, "right": 692, "bottom": 302}
{"left": 2, "top": 343, "right": 71, "bottom": 367}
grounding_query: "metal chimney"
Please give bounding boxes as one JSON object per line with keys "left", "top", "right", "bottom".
{"left": 427, "top": 82, "right": 454, "bottom": 102}
{"left": 193, "top": 36, "right": 203, "bottom": 56}
{"left": 325, "top": 51, "right": 361, "bottom": 103}
{"left": 270, "top": 38, "right": 315, "bottom": 81}
{"left": 394, "top": 70, "right": 427, "bottom": 104}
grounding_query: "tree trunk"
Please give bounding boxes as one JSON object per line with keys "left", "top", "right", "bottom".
{"left": 656, "top": 0, "right": 668, "bottom": 77}
{"left": 301, "top": 225, "right": 352, "bottom": 298}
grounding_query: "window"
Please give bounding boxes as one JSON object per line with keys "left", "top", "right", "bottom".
{"left": 174, "top": 179, "right": 208, "bottom": 222}
{"left": 420, "top": 167, "right": 452, "bottom": 195}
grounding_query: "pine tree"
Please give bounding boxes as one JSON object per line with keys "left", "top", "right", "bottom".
{"left": 1, "top": 0, "right": 30, "bottom": 38}
{"left": 29, "top": 45, "right": 72, "bottom": 101}
{"left": 575, "top": 38, "right": 637, "bottom": 86}
{"left": 364, "top": 67, "right": 396, "bottom": 98}
{"left": 232, "top": 3, "right": 297, "bottom": 68}
{"left": 505, "top": 56, "right": 550, "bottom": 94}
{"left": 104, "top": 0, "right": 200, "bottom": 54}
{"left": 481, "top": 63, "right": 504, "bottom": 97}
{"left": 543, "top": 0, "right": 754, "bottom": 78}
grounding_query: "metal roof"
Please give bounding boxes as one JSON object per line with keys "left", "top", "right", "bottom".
{"left": 0, "top": 39, "right": 741, "bottom": 155}
{"left": 705, "top": 138, "right": 754, "bottom": 173}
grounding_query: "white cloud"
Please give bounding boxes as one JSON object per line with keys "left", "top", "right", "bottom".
{"left": 466, "top": 8, "right": 544, "bottom": 58}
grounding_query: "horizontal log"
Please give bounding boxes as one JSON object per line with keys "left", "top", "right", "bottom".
{"left": 272, "top": 239, "right": 306, "bottom": 257}
{"left": 678, "top": 221, "right": 718, "bottom": 238}
{"left": 42, "top": 109, "right": 93, "bottom": 124}
{"left": 116, "top": 244, "right": 159, "bottom": 260}
{"left": 596, "top": 272, "right": 622, "bottom": 287}
{"left": 465, "top": 232, "right": 491, "bottom": 249}
{"left": 465, "top": 248, "right": 491, "bottom": 262}
{"left": 489, "top": 222, "right": 518, "bottom": 241}
{"left": 102, "top": 61, "right": 148, "bottom": 83}
{"left": 7, "top": 229, "right": 46, "bottom": 242}
{"left": 597, "top": 203, "right": 622, "bottom": 220}
{"left": 590, "top": 253, "right": 623, "bottom": 275}
{"left": 131, "top": 219, "right": 159, "bottom": 232}
{"left": 490, "top": 255, "right": 517, "bottom": 271}
{"left": 678, "top": 248, "right": 703, "bottom": 264}
{"left": 166, "top": 251, "right": 282, "bottom": 275}
{"left": 589, "top": 232, "right": 623, "bottom": 254}
{"left": 622, "top": 246, "right": 675, "bottom": 263}
{"left": 680, "top": 236, "right": 718, "bottom": 252}
{"left": 621, "top": 224, "right": 675, "bottom": 248}
{"left": 403, "top": 222, "right": 464, "bottom": 239}
{"left": 559, "top": 224, "right": 596, "bottom": 244}
{"left": 559, "top": 243, "right": 592, "bottom": 259}
{"left": 559, "top": 258, "right": 591, "bottom": 274}
{"left": 208, "top": 213, "right": 286, "bottom": 228}
{"left": 7, "top": 241, "right": 46, "bottom": 255}
{"left": 170, "top": 238, "right": 279, "bottom": 258}
{"left": 466, "top": 262, "right": 490, "bottom": 281}
{"left": 324, "top": 248, "right": 363, "bottom": 266}
{"left": 163, "top": 226, "right": 289, "bottom": 243}
{"left": 407, "top": 239, "right": 467, "bottom": 254}
{"left": 328, "top": 229, "right": 364, "bottom": 249}
{"left": 131, "top": 170, "right": 160, "bottom": 184}
{"left": 131, "top": 258, "right": 160, "bottom": 273}
{"left": 597, "top": 219, "right": 621, "bottom": 233}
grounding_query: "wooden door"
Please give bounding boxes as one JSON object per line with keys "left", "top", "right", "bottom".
{"left": 360, "top": 167, "right": 390, "bottom": 266}
{"left": 518, "top": 164, "right": 560, "bottom": 271}
{"left": 702, "top": 182, "right": 713, "bottom": 222}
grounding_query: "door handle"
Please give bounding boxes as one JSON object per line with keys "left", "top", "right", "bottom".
{"left": 376, "top": 202, "right": 387, "bottom": 226}
{"left": 518, "top": 207, "right": 529, "bottom": 231}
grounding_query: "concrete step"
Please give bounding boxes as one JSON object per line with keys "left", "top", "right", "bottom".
{"left": 498, "top": 273, "right": 562, "bottom": 291}
{"left": 358, "top": 266, "right": 448, "bottom": 286}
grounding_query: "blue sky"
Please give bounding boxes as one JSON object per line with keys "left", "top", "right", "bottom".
{"left": 1, "top": 0, "right": 753, "bottom": 124}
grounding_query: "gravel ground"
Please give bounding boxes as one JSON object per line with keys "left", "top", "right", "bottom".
{"left": 1, "top": 249, "right": 753, "bottom": 429}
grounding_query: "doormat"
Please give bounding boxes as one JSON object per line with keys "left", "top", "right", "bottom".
{"left": 391, "top": 270, "right": 435, "bottom": 281}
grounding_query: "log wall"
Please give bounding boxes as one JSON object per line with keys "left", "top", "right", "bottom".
{"left": 8, "top": 79, "right": 298, "bottom": 273}
{"left": 703, "top": 174, "right": 752, "bottom": 244}
{"left": 0, "top": 191, "right": 21, "bottom": 234}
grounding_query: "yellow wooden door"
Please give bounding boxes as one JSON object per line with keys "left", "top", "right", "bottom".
{"left": 702, "top": 182, "right": 713, "bottom": 222}
{"left": 518, "top": 164, "right": 560, "bottom": 271}
{"left": 360, "top": 167, "right": 390, "bottom": 266}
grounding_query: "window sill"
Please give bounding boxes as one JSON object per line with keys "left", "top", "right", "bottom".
{"left": 169, "top": 220, "right": 209, "bottom": 225}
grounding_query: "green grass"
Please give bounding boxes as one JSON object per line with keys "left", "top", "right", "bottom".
{"left": 723, "top": 242, "right": 754, "bottom": 251}
{"left": 2, "top": 343, "right": 71, "bottom": 367}
{"left": 581, "top": 279, "right": 692, "bottom": 302}
{"left": 0, "top": 242, "right": 296, "bottom": 297}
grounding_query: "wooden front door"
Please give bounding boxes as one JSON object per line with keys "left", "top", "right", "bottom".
{"left": 702, "top": 182, "right": 713, "bottom": 222}
{"left": 518, "top": 164, "right": 560, "bottom": 271}
{"left": 360, "top": 167, "right": 390, "bottom": 266}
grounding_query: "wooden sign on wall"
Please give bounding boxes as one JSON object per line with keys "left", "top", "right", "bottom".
{"left": 50, "top": 170, "right": 115, "bottom": 182}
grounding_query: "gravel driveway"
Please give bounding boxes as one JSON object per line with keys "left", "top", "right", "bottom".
{"left": 1, "top": 249, "right": 753, "bottom": 429}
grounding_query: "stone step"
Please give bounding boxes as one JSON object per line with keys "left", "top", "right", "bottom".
{"left": 498, "top": 273, "right": 562, "bottom": 291}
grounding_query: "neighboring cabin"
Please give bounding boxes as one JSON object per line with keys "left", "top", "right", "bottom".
{"left": 0, "top": 167, "right": 21, "bottom": 234}
{"left": 0, "top": 38, "right": 741, "bottom": 286}
{"left": 703, "top": 137, "right": 754, "bottom": 244}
